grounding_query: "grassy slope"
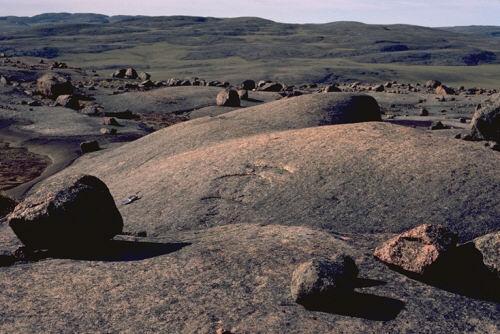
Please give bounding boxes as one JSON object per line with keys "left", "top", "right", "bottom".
{"left": 1, "top": 14, "right": 500, "bottom": 87}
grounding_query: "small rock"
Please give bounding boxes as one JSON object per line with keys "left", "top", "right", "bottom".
{"left": 237, "top": 89, "right": 249, "bottom": 100}
{"left": 100, "top": 128, "right": 118, "bottom": 135}
{"left": 102, "top": 117, "right": 120, "bottom": 126}
{"left": 259, "top": 82, "right": 284, "bottom": 92}
{"left": 324, "top": 85, "right": 341, "bottom": 93}
{"left": 435, "top": 85, "right": 454, "bottom": 96}
{"left": 80, "top": 141, "right": 100, "bottom": 154}
{"left": 55, "top": 94, "right": 80, "bottom": 110}
{"left": 290, "top": 255, "right": 358, "bottom": 304}
{"left": 373, "top": 84, "right": 385, "bottom": 92}
{"left": 429, "top": 121, "right": 448, "bottom": 130}
{"left": 216, "top": 89, "right": 241, "bottom": 107}
{"left": 240, "top": 80, "right": 256, "bottom": 91}
{"left": 420, "top": 108, "right": 429, "bottom": 116}
{"left": 425, "top": 80, "right": 442, "bottom": 89}
{"left": 374, "top": 224, "right": 458, "bottom": 275}
{"left": 125, "top": 68, "right": 138, "bottom": 79}
{"left": 0, "top": 75, "right": 10, "bottom": 86}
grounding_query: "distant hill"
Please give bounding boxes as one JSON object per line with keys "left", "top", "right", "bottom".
{"left": 1, "top": 14, "right": 500, "bottom": 85}
{"left": 439, "top": 26, "right": 500, "bottom": 38}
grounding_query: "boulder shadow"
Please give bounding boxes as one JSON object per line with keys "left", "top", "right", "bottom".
{"left": 245, "top": 98, "right": 264, "bottom": 103}
{"left": 48, "top": 240, "right": 191, "bottom": 262}
{"left": 301, "top": 278, "right": 404, "bottom": 321}
{"left": 302, "top": 291, "right": 405, "bottom": 321}
{"left": 390, "top": 244, "right": 500, "bottom": 303}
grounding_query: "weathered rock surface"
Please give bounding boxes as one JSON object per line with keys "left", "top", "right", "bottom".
{"left": 36, "top": 73, "right": 74, "bottom": 98}
{"left": 7, "top": 174, "right": 123, "bottom": 250}
{"left": 471, "top": 231, "right": 499, "bottom": 277}
{"left": 471, "top": 95, "right": 500, "bottom": 142}
{"left": 291, "top": 255, "right": 358, "bottom": 304}
{"left": 374, "top": 224, "right": 458, "bottom": 275}
{"left": 216, "top": 89, "right": 241, "bottom": 107}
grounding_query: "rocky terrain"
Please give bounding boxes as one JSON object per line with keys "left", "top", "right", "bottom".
{"left": 0, "top": 16, "right": 499, "bottom": 334}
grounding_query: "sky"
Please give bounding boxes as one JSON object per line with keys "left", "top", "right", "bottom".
{"left": 1, "top": 0, "right": 499, "bottom": 27}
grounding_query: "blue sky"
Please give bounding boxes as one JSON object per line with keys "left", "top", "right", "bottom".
{"left": 1, "top": 0, "right": 500, "bottom": 26}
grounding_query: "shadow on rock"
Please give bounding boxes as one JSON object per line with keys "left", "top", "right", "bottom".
{"left": 50, "top": 240, "right": 191, "bottom": 262}
{"left": 300, "top": 278, "right": 404, "bottom": 321}
{"left": 422, "top": 244, "right": 499, "bottom": 303}
{"left": 302, "top": 291, "right": 405, "bottom": 321}
{"left": 387, "top": 243, "right": 499, "bottom": 303}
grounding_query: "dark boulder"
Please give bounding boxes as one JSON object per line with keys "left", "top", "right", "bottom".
{"left": 7, "top": 174, "right": 123, "bottom": 250}
{"left": 138, "top": 72, "right": 151, "bottom": 81}
{"left": 429, "top": 121, "right": 449, "bottom": 130}
{"left": 80, "top": 141, "right": 100, "bottom": 154}
{"left": 36, "top": 74, "right": 74, "bottom": 99}
{"left": 470, "top": 96, "right": 500, "bottom": 142}
{"left": 259, "top": 82, "right": 284, "bottom": 92}
{"left": 112, "top": 69, "right": 126, "bottom": 78}
{"left": 240, "top": 80, "right": 256, "bottom": 91}
{"left": 102, "top": 117, "right": 120, "bottom": 126}
{"left": 216, "top": 89, "right": 241, "bottom": 107}
{"left": 320, "top": 94, "right": 381, "bottom": 124}
{"left": 291, "top": 255, "right": 358, "bottom": 304}
{"left": 374, "top": 224, "right": 458, "bottom": 275}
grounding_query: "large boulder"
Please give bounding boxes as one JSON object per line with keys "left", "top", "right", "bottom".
{"left": 470, "top": 96, "right": 500, "bottom": 142}
{"left": 36, "top": 74, "right": 74, "bottom": 99}
{"left": 320, "top": 94, "right": 381, "bottom": 124}
{"left": 290, "top": 255, "right": 358, "bottom": 304}
{"left": 0, "top": 193, "right": 17, "bottom": 219}
{"left": 7, "top": 174, "right": 123, "bottom": 250}
{"left": 216, "top": 89, "right": 241, "bottom": 107}
{"left": 471, "top": 231, "right": 499, "bottom": 277}
{"left": 374, "top": 224, "right": 458, "bottom": 275}
{"left": 240, "top": 80, "right": 256, "bottom": 91}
